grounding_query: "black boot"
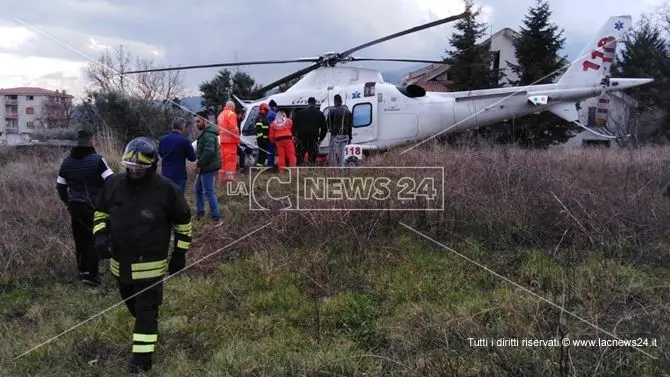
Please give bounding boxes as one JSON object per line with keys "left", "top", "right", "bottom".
{"left": 81, "top": 272, "right": 101, "bottom": 286}
{"left": 127, "top": 355, "right": 152, "bottom": 376}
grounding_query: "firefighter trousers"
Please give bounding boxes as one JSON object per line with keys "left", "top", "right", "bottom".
{"left": 118, "top": 278, "right": 164, "bottom": 371}
{"left": 256, "top": 138, "right": 269, "bottom": 167}
{"left": 69, "top": 202, "right": 99, "bottom": 276}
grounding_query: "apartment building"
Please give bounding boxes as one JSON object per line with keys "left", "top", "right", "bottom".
{"left": 0, "top": 87, "right": 74, "bottom": 145}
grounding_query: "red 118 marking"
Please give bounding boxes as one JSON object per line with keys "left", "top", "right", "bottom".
{"left": 347, "top": 146, "right": 361, "bottom": 155}
{"left": 583, "top": 36, "right": 616, "bottom": 71}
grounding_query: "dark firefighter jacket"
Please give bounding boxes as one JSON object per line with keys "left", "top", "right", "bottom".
{"left": 93, "top": 171, "right": 192, "bottom": 283}
{"left": 255, "top": 114, "right": 269, "bottom": 141}
{"left": 56, "top": 146, "right": 114, "bottom": 207}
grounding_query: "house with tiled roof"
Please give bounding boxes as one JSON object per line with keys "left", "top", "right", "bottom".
{"left": 0, "top": 87, "right": 73, "bottom": 145}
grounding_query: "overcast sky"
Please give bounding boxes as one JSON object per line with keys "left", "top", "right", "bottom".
{"left": 1, "top": 0, "right": 665, "bottom": 100}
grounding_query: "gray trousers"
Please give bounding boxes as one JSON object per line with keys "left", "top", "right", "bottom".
{"left": 328, "top": 134, "right": 350, "bottom": 167}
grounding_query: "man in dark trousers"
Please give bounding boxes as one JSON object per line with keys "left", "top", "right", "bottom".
{"left": 265, "top": 99, "right": 278, "bottom": 168}
{"left": 93, "top": 136, "right": 192, "bottom": 375}
{"left": 158, "top": 117, "right": 196, "bottom": 194}
{"left": 56, "top": 129, "right": 114, "bottom": 286}
{"left": 293, "top": 97, "right": 326, "bottom": 165}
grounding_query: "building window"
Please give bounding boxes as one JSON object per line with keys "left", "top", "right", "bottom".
{"left": 26, "top": 107, "right": 34, "bottom": 115}
{"left": 5, "top": 119, "right": 18, "bottom": 129}
{"left": 352, "top": 103, "right": 372, "bottom": 128}
{"left": 587, "top": 106, "right": 596, "bottom": 126}
{"left": 492, "top": 50, "right": 501, "bottom": 72}
{"left": 27, "top": 121, "right": 34, "bottom": 128}
{"left": 26, "top": 95, "right": 33, "bottom": 100}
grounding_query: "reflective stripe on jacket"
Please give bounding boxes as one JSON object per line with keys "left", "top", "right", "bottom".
{"left": 93, "top": 172, "right": 192, "bottom": 283}
{"left": 255, "top": 114, "right": 269, "bottom": 140}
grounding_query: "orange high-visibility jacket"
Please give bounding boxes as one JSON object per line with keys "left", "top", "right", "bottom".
{"left": 269, "top": 117, "right": 293, "bottom": 142}
{"left": 217, "top": 109, "right": 239, "bottom": 144}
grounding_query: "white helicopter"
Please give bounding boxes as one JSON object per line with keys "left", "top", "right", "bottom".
{"left": 125, "top": 12, "right": 652, "bottom": 165}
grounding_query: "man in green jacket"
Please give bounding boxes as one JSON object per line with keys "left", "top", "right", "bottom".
{"left": 193, "top": 111, "right": 222, "bottom": 221}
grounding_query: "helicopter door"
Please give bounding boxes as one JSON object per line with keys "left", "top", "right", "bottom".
{"left": 347, "top": 83, "right": 377, "bottom": 143}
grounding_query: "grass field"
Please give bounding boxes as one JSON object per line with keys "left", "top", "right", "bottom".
{"left": 1, "top": 140, "right": 669, "bottom": 376}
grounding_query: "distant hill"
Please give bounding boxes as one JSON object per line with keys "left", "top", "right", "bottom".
{"left": 177, "top": 96, "right": 204, "bottom": 112}
{"left": 175, "top": 64, "right": 430, "bottom": 109}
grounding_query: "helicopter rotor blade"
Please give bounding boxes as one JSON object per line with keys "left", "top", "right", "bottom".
{"left": 121, "top": 57, "right": 321, "bottom": 75}
{"left": 348, "top": 57, "right": 446, "bottom": 64}
{"left": 338, "top": 11, "right": 468, "bottom": 58}
{"left": 248, "top": 12, "right": 466, "bottom": 98}
{"left": 249, "top": 62, "right": 323, "bottom": 99}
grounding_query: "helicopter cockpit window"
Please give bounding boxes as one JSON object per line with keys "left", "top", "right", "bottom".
{"left": 242, "top": 106, "right": 259, "bottom": 136}
{"left": 322, "top": 104, "right": 370, "bottom": 128}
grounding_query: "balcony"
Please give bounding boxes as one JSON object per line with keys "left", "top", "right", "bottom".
{"left": 4, "top": 99, "right": 17, "bottom": 105}
{"left": 4, "top": 113, "right": 18, "bottom": 118}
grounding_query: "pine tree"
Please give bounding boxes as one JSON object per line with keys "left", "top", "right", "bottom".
{"left": 502, "top": 0, "right": 577, "bottom": 147}
{"left": 612, "top": 17, "right": 670, "bottom": 141}
{"left": 443, "top": 0, "right": 503, "bottom": 90}
{"left": 507, "top": 0, "right": 566, "bottom": 86}
{"left": 199, "top": 69, "right": 232, "bottom": 115}
{"left": 612, "top": 18, "right": 670, "bottom": 109}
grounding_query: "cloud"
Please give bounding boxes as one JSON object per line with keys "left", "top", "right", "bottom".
{"left": 0, "top": 53, "right": 87, "bottom": 98}
{"left": 1, "top": 0, "right": 666, "bottom": 101}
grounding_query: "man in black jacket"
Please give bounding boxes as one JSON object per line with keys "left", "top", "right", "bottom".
{"left": 56, "top": 129, "right": 113, "bottom": 286}
{"left": 93, "top": 137, "right": 192, "bottom": 375}
{"left": 326, "top": 94, "right": 353, "bottom": 167}
{"left": 293, "top": 97, "right": 326, "bottom": 165}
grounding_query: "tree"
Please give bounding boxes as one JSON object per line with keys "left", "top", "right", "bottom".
{"left": 231, "top": 71, "right": 263, "bottom": 99}
{"left": 39, "top": 91, "right": 74, "bottom": 128}
{"left": 443, "top": 0, "right": 503, "bottom": 91}
{"left": 502, "top": 0, "right": 578, "bottom": 147}
{"left": 507, "top": 0, "right": 566, "bottom": 86}
{"left": 85, "top": 45, "right": 185, "bottom": 102}
{"left": 612, "top": 17, "right": 670, "bottom": 143}
{"left": 79, "top": 90, "right": 191, "bottom": 144}
{"left": 199, "top": 69, "right": 232, "bottom": 115}
{"left": 199, "top": 69, "right": 261, "bottom": 114}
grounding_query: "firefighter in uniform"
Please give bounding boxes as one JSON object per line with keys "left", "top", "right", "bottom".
{"left": 255, "top": 103, "right": 270, "bottom": 167}
{"left": 92, "top": 137, "right": 192, "bottom": 375}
